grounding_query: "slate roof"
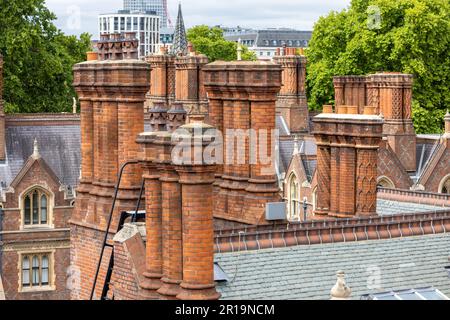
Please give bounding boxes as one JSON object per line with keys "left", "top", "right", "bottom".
{"left": 215, "top": 233, "right": 450, "bottom": 300}
{"left": 224, "top": 29, "right": 312, "bottom": 48}
{"left": 0, "top": 124, "right": 81, "bottom": 188}
{"left": 377, "top": 199, "right": 449, "bottom": 215}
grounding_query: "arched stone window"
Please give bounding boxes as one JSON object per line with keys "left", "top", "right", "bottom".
{"left": 288, "top": 174, "right": 300, "bottom": 220}
{"left": 439, "top": 175, "right": 450, "bottom": 194}
{"left": 377, "top": 176, "right": 395, "bottom": 189}
{"left": 22, "top": 187, "right": 52, "bottom": 227}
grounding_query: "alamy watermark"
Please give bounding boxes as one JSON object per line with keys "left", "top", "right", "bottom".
{"left": 367, "top": 5, "right": 382, "bottom": 30}
{"left": 171, "top": 127, "right": 280, "bottom": 176}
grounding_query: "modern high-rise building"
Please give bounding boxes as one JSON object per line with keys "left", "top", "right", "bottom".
{"left": 98, "top": 11, "right": 160, "bottom": 58}
{"left": 123, "top": 0, "right": 169, "bottom": 28}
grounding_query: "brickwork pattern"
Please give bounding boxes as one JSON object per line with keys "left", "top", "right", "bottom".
{"left": 72, "top": 59, "right": 150, "bottom": 299}
{"left": 313, "top": 111, "right": 383, "bottom": 218}
{"left": 203, "top": 61, "right": 282, "bottom": 225}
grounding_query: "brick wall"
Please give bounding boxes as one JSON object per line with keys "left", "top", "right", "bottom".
{"left": 333, "top": 73, "right": 416, "bottom": 172}
{"left": 273, "top": 53, "right": 309, "bottom": 133}
{"left": 72, "top": 58, "right": 150, "bottom": 300}
{"left": 136, "top": 122, "right": 220, "bottom": 300}
{"left": 313, "top": 106, "right": 383, "bottom": 218}
{"left": 203, "top": 61, "right": 282, "bottom": 225}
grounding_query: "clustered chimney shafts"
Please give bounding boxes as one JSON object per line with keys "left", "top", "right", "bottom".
{"left": 313, "top": 106, "right": 383, "bottom": 218}
{"left": 273, "top": 50, "right": 309, "bottom": 133}
{"left": 97, "top": 32, "right": 139, "bottom": 61}
{"left": 203, "top": 61, "right": 282, "bottom": 225}
{"left": 72, "top": 57, "right": 150, "bottom": 299}
{"left": 0, "top": 54, "right": 5, "bottom": 161}
{"left": 145, "top": 44, "right": 206, "bottom": 132}
{"left": 137, "top": 124, "right": 220, "bottom": 300}
{"left": 174, "top": 53, "right": 209, "bottom": 123}
{"left": 333, "top": 73, "right": 416, "bottom": 172}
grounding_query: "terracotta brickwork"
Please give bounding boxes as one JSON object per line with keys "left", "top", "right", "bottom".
{"left": 333, "top": 73, "right": 416, "bottom": 172}
{"left": 273, "top": 52, "right": 309, "bottom": 133}
{"left": 333, "top": 76, "right": 367, "bottom": 114}
{"left": 110, "top": 224, "right": 146, "bottom": 301}
{"left": 203, "top": 61, "right": 282, "bottom": 225}
{"left": 72, "top": 57, "right": 150, "bottom": 300}
{"left": 174, "top": 53, "right": 209, "bottom": 123}
{"left": 313, "top": 107, "right": 383, "bottom": 218}
{"left": 145, "top": 48, "right": 176, "bottom": 129}
{"left": 0, "top": 54, "right": 5, "bottom": 161}
{"left": 137, "top": 122, "right": 220, "bottom": 300}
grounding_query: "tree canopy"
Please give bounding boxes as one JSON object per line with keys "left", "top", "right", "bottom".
{"left": 0, "top": 0, "right": 92, "bottom": 113}
{"left": 187, "top": 25, "right": 257, "bottom": 62}
{"left": 306, "top": 0, "right": 450, "bottom": 133}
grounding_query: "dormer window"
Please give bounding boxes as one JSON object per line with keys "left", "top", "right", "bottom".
{"left": 22, "top": 188, "right": 52, "bottom": 227}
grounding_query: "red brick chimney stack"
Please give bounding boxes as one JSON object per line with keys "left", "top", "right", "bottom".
{"left": 333, "top": 76, "right": 367, "bottom": 114}
{"left": 72, "top": 54, "right": 150, "bottom": 299}
{"left": 97, "top": 32, "right": 139, "bottom": 62}
{"left": 0, "top": 54, "right": 5, "bottom": 161}
{"left": 203, "top": 61, "right": 282, "bottom": 225}
{"left": 313, "top": 106, "right": 384, "bottom": 218}
{"left": 367, "top": 73, "right": 416, "bottom": 172}
{"left": 174, "top": 53, "right": 209, "bottom": 123}
{"left": 145, "top": 49, "right": 176, "bottom": 126}
{"left": 273, "top": 51, "right": 309, "bottom": 133}
{"left": 174, "top": 123, "right": 220, "bottom": 300}
{"left": 137, "top": 123, "right": 220, "bottom": 300}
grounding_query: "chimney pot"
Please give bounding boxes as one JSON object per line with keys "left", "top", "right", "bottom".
{"left": 364, "top": 105, "right": 377, "bottom": 115}
{"left": 323, "top": 105, "right": 333, "bottom": 114}
{"left": 347, "top": 105, "right": 358, "bottom": 115}
{"left": 86, "top": 51, "right": 98, "bottom": 61}
{"left": 337, "top": 105, "right": 348, "bottom": 115}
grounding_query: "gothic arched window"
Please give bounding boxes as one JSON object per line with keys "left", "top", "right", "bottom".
{"left": 23, "top": 188, "right": 50, "bottom": 226}
{"left": 439, "top": 176, "right": 450, "bottom": 194}
{"left": 377, "top": 177, "right": 395, "bottom": 189}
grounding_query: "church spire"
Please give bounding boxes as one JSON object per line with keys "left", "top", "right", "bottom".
{"left": 172, "top": 2, "right": 188, "bottom": 56}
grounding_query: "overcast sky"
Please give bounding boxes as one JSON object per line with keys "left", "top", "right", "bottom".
{"left": 46, "top": 0, "right": 351, "bottom": 38}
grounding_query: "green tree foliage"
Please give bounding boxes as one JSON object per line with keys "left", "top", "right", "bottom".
{"left": 187, "top": 25, "right": 257, "bottom": 62}
{"left": 0, "top": 0, "right": 92, "bottom": 113}
{"left": 306, "top": 0, "right": 450, "bottom": 133}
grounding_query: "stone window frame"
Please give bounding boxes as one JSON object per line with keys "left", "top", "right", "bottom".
{"left": 288, "top": 173, "right": 300, "bottom": 221}
{"left": 377, "top": 176, "right": 395, "bottom": 189}
{"left": 17, "top": 250, "right": 56, "bottom": 293}
{"left": 438, "top": 174, "right": 450, "bottom": 194}
{"left": 19, "top": 185, "right": 55, "bottom": 230}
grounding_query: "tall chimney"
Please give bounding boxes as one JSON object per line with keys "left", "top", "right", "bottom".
{"left": 174, "top": 123, "right": 220, "bottom": 300}
{"left": 313, "top": 107, "right": 383, "bottom": 218}
{"left": 0, "top": 54, "right": 5, "bottom": 161}
{"left": 273, "top": 52, "right": 309, "bottom": 133}
{"left": 72, "top": 56, "right": 150, "bottom": 299}
{"left": 333, "top": 76, "right": 367, "bottom": 114}
{"left": 367, "top": 73, "right": 416, "bottom": 172}
{"left": 145, "top": 50, "right": 176, "bottom": 128}
{"left": 203, "top": 61, "right": 282, "bottom": 225}
{"left": 174, "top": 54, "right": 208, "bottom": 123}
{"left": 138, "top": 123, "right": 220, "bottom": 300}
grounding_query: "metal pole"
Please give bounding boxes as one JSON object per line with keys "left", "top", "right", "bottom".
{"left": 90, "top": 159, "right": 139, "bottom": 300}
{"left": 303, "top": 197, "right": 308, "bottom": 222}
